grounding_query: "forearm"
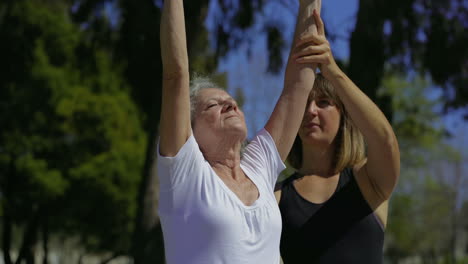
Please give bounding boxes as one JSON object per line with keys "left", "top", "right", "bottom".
{"left": 284, "top": 0, "right": 321, "bottom": 87}
{"left": 281, "top": 0, "right": 322, "bottom": 124}
{"left": 161, "top": 0, "right": 189, "bottom": 77}
{"left": 265, "top": 0, "right": 321, "bottom": 159}
{"left": 296, "top": 0, "right": 322, "bottom": 39}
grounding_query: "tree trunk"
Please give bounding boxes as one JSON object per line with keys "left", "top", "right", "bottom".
{"left": 25, "top": 251, "right": 34, "bottom": 264}
{"left": 77, "top": 254, "right": 85, "bottom": 264}
{"left": 2, "top": 159, "right": 15, "bottom": 264}
{"left": 2, "top": 207, "right": 13, "bottom": 264}
{"left": 100, "top": 252, "right": 123, "bottom": 264}
{"left": 118, "top": 0, "right": 164, "bottom": 263}
{"left": 131, "top": 127, "right": 165, "bottom": 264}
{"left": 348, "top": 0, "right": 393, "bottom": 122}
{"left": 449, "top": 160, "right": 463, "bottom": 263}
{"left": 42, "top": 220, "right": 49, "bottom": 264}
{"left": 15, "top": 211, "right": 40, "bottom": 264}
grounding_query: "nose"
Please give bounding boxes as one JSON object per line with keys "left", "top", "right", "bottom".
{"left": 222, "top": 100, "right": 237, "bottom": 113}
{"left": 305, "top": 100, "right": 318, "bottom": 116}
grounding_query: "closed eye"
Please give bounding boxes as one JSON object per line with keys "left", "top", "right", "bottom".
{"left": 207, "top": 104, "right": 217, "bottom": 109}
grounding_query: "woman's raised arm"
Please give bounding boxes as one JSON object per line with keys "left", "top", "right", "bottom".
{"left": 159, "top": 0, "right": 191, "bottom": 157}
{"left": 295, "top": 11, "right": 400, "bottom": 205}
{"left": 265, "top": 0, "right": 321, "bottom": 161}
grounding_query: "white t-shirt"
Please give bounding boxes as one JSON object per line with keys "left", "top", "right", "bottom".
{"left": 157, "top": 129, "right": 286, "bottom": 264}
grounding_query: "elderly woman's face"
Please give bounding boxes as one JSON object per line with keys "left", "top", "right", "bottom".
{"left": 192, "top": 88, "right": 247, "bottom": 145}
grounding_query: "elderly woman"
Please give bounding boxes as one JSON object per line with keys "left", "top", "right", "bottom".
{"left": 275, "top": 10, "right": 400, "bottom": 263}
{"left": 157, "top": 0, "right": 321, "bottom": 263}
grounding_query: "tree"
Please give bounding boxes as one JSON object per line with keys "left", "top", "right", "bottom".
{"left": 379, "top": 75, "right": 467, "bottom": 263}
{"left": 349, "top": 0, "right": 467, "bottom": 121}
{"left": 0, "top": 1, "right": 146, "bottom": 263}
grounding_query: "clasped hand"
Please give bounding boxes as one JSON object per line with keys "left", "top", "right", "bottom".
{"left": 292, "top": 9, "right": 339, "bottom": 79}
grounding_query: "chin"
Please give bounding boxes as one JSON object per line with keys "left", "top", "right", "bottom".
{"left": 227, "top": 125, "right": 247, "bottom": 141}
{"left": 300, "top": 130, "right": 319, "bottom": 139}
{"left": 301, "top": 134, "right": 324, "bottom": 144}
{"left": 234, "top": 127, "right": 248, "bottom": 139}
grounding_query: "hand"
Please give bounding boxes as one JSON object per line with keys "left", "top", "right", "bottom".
{"left": 292, "top": 9, "right": 340, "bottom": 79}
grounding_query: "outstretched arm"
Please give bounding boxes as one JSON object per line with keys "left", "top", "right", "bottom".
{"left": 295, "top": 11, "right": 400, "bottom": 205}
{"left": 265, "top": 0, "right": 321, "bottom": 161}
{"left": 159, "top": 0, "right": 191, "bottom": 157}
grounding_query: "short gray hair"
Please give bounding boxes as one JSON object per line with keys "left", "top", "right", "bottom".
{"left": 189, "top": 75, "right": 222, "bottom": 124}
{"left": 189, "top": 75, "right": 248, "bottom": 156}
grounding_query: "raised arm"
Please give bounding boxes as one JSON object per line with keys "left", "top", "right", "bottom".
{"left": 294, "top": 11, "right": 400, "bottom": 204}
{"left": 265, "top": 0, "right": 321, "bottom": 161}
{"left": 159, "top": 0, "right": 191, "bottom": 157}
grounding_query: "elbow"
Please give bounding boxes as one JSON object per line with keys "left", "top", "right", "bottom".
{"left": 378, "top": 127, "right": 400, "bottom": 169}
{"left": 389, "top": 154, "right": 401, "bottom": 199}
{"left": 384, "top": 131, "right": 400, "bottom": 165}
{"left": 381, "top": 174, "right": 398, "bottom": 201}
{"left": 369, "top": 132, "right": 400, "bottom": 201}
{"left": 373, "top": 169, "right": 399, "bottom": 201}
{"left": 381, "top": 137, "right": 401, "bottom": 200}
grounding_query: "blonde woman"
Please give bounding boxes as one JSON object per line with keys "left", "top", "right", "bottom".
{"left": 275, "top": 11, "right": 400, "bottom": 264}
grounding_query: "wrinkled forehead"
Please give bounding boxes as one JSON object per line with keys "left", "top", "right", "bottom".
{"left": 197, "top": 88, "right": 232, "bottom": 102}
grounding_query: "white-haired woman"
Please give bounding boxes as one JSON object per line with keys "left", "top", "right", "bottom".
{"left": 157, "top": 0, "right": 321, "bottom": 263}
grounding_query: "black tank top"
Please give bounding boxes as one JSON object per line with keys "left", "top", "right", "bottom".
{"left": 279, "top": 168, "right": 384, "bottom": 264}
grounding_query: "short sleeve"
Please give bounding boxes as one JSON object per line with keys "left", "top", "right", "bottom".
{"left": 156, "top": 134, "right": 205, "bottom": 191}
{"left": 242, "top": 129, "right": 286, "bottom": 190}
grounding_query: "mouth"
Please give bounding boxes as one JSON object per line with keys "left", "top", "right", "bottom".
{"left": 224, "top": 115, "right": 238, "bottom": 120}
{"left": 304, "top": 123, "right": 320, "bottom": 129}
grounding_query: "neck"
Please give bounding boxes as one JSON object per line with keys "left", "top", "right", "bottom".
{"left": 299, "top": 142, "right": 337, "bottom": 177}
{"left": 202, "top": 137, "right": 243, "bottom": 171}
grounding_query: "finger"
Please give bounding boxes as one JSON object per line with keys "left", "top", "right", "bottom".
{"left": 292, "top": 44, "right": 328, "bottom": 59}
{"left": 313, "top": 9, "right": 325, "bottom": 36}
{"left": 295, "top": 54, "right": 329, "bottom": 64}
{"left": 296, "top": 34, "right": 326, "bottom": 48}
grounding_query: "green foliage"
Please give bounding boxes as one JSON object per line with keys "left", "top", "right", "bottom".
{"left": 387, "top": 174, "right": 453, "bottom": 258}
{"left": 380, "top": 74, "right": 465, "bottom": 261}
{"left": 15, "top": 154, "right": 66, "bottom": 201}
{"left": 348, "top": 0, "right": 467, "bottom": 117}
{"left": 57, "top": 84, "right": 146, "bottom": 252}
{"left": 378, "top": 75, "right": 453, "bottom": 167}
{"left": 0, "top": 0, "right": 146, "bottom": 257}
{"left": 386, "top": 193, "right": 417, "bottom": 256}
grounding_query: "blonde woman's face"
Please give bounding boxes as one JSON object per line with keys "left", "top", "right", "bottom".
{"left": 299, "top": 94, "right": 341, "bottom": 146}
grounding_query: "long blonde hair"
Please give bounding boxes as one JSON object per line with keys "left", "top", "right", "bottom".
{"left": 287, "top": 74, "right": 366, "bottom": 172}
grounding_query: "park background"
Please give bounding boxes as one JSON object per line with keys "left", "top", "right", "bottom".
{"left": 0, "top": 0, "right": 467, "bottom": 263}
